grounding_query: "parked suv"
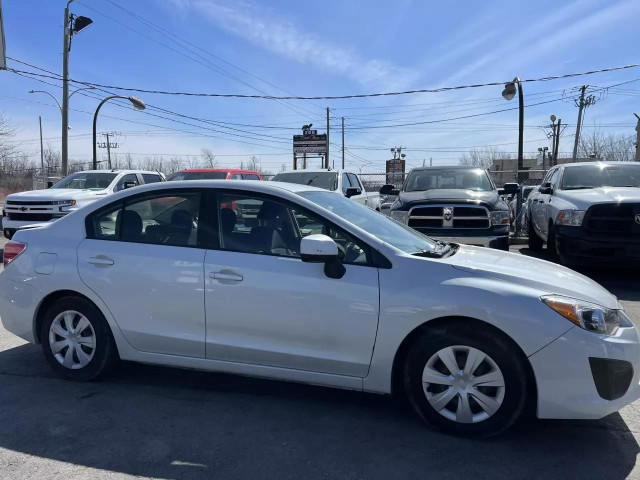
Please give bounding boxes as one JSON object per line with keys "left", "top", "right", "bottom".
{"left": 528, "top": 161, "right": 640, "bottom": 265}
{"left": 2, "top": 170, "right": 164, "bottom": 239}
{"left": 382, "top": 166, "right": 518, "bottom": 250}
{"left": 166, "top": 169, "right": 262, "bottom": 181}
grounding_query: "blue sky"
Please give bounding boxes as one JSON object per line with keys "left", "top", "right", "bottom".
{"left": 1, "top": 0, "right": 639, "bottom": 172}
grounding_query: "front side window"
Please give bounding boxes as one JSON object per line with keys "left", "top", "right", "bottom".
{"left": 341, "top": 173, "right": 351, "bottom": 194}
{"left": 52, "top": 172, "right": 117, "bottom": 190}
{"left": 88, "top": 192, "right": 201, "bottom": 247}
{"left": 115, "top": 174, "right": 140, "bottom": 192}
{"left": 405, "top": 168, "right": 492, "bottom": 192}
{"left": 217, "top": 192, "right": 369, "bottom": 264}
{"left": 242, "top": 174, "right": 260, "bottom": 180}
{"left": 347, "top": 173, "right": 362, "bottom": 190}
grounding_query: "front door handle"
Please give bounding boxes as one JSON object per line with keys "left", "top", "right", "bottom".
{"left": 211, "top": 271, "right": 243, "bottom": 282}
{"left": 87, "top": 256, "right": 114, "bottom": 266}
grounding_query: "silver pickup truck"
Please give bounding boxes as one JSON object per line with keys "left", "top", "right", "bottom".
{"left": 528, "top": 161, "right": 640, "bottom": 266}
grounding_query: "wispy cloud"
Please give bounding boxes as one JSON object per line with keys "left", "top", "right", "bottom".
{"left": 170, "top": 0, "right": 419, "bottom": 91}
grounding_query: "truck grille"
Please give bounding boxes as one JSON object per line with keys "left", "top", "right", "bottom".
{"left": 585, "top": 203, "right": 640, "bottom": 236}
{"left": 6, "top": 200, "right": 56, "bottom": 206}
{"left": 408, "top": 204, "right": 490, "bottom": 229}
{"left": 7, "top": 213, "right": 54, "bottom": 221}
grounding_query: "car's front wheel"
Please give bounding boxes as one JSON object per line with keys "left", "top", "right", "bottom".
{"left": 404, "top": 323, "right": 528, "bottom": 437}
{"left": 41, "top": 296, "right": 117, "bottom": 381}
{"left": 527, "top": 214, "right": 543, "bottom": 251}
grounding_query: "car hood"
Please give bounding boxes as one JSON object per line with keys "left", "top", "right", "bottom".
{"left": 444, "top": 245, "right": 618, "bottom": 309}
{"left": 556, "top": 187, "right": 640, "bottom": 209}
{"left": 5, "top": 189, "right": 108, "bottom": 201}
{"left": 398, "top": 189, "right": 501, "bottom": 207}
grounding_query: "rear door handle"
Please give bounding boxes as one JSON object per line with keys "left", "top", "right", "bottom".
{"left": 87, "top": 256, "right": 114, "bottom": 266}
{"left": 211, "top": 271, "right": 243, "bottom": 282}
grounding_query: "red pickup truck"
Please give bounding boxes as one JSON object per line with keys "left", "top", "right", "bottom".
{"left": 166, "top": 169, "right": 262, "bottom": 181}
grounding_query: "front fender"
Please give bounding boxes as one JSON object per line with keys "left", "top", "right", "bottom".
{"left": 363, "top": 257, "right": 572, "bottom": 394}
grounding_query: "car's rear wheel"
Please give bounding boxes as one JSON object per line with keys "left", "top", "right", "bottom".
{"left": 41, "top": 296, "right": 117, "bottom": 381}
{"left": 404, "top": 323, "right": 528, "bottom": 437}
{"left": 527, "top": 214, "right": 543, "bottom": 251}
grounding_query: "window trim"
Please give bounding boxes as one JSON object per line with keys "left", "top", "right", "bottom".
{"left": 85, "top": 187, "right": 207, "bottom": 249}
{"left": 209, "top": 189, "right": 386, "bottom": 268}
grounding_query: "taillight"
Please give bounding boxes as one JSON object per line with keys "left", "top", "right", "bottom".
{"left": 3, "top": 242, "right": 27, "bottom": 267}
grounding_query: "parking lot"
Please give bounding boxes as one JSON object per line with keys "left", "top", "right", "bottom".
{"left": 0, "top": 236, "right": 639, "bottom": 480}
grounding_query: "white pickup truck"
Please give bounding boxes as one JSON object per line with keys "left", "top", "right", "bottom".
{"left": 2, "top": 169, "right": 164, "bottom": 239}
{"left": 271, "top": 169, "right": 381, "bottom": 211}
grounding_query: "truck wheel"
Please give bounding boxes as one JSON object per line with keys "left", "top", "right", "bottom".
{"left": 527, "top": 215, "right": 542, "bottom": 251}
{"left": 404, "top": 322, "right": 528, "bottom": 437}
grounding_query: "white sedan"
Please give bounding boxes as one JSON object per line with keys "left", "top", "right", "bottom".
{"left": 1, "top": 180, "right": 638, "bottom": 437}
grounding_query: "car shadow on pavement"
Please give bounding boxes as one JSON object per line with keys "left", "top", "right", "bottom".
{"left": 0, "top": 342, "right": 638, "bottom": 480}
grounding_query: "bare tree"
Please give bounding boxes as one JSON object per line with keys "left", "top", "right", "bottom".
{"left": 459, "top": 147, "right": 510, "bottom": 168}
{"left": 280, "top": 163, "right": 287, "bottom": 172}
{"left": 247, "top": 155, "right": 260, "bottom": 172}
{"left": 578, "top": 128, "right": 635, "bottom": 162}
{"left": 201, "top": 148, "right": 218, "bottom": 168}
{"left": 125, "top": 153, "right": 134, "bottom": 169}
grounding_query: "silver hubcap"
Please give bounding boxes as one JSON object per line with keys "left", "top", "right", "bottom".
{"left": 422, "top": 345, "right": 505, "bottom": 424}
{"left": 48, "top": 310, "right": 96, "bottom": 370}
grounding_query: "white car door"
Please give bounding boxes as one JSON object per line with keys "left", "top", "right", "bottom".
{"left": 77, "top": 189, "right": 206, "bottom": 358}
{"left": 205, "top": 190, "right": 380, "bottom": 377}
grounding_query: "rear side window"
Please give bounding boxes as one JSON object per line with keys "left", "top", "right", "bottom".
{"left": 242, "top": 174, "right": 260, "bottom": 180}
{"left": 142, "top": 174, "right": 163, "bottom": 184}
{"left": 89, "top": 203, "right": 122, "bottom": 240}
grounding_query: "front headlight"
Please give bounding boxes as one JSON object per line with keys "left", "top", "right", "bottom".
{"left": 490, "top": 210, "right": 510, "bottom": 226}
{"left": 556, "top": 209, "right": 585, "bottom": 226}
{"left": 52, "top": 200, "right": 76, "bottom": 206}
{"left": 390, "top": 210, "right": 409, "bottom": 224}
{"left": 542, "top": 295, "right": 633, "bottom": 335}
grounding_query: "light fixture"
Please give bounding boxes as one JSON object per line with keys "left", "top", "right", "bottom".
{"left": 128, "top": 96, "right": 146, "bottom": 110}
{"left": 72, "top": 15, "right": 93, "bottom": 34}
{"left": 502, "top": 82, "right": 517, "bottom": 101}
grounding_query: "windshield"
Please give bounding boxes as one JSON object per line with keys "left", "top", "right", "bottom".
{"left": 52, "top": 172, "right": 118, "bottom": 190}
{"left": 166, "top": 171, "right": 228, "bottom": 181}
{"left": 300, "top": 191, "right": 437, "bottom": 253}
{"left": 405, "top": 168, "right": 492, "bottom": 192}
{"left": 272, "top": 172, "right": 338, "bottom": 191}
{"left": 561, "top": 165, "right": 640, "bottom": 189}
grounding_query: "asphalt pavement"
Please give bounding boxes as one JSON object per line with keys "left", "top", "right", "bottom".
{"left": 1, "top": 237, "right": 640, "bottom": 480}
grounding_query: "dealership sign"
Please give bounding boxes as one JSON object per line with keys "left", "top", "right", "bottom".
{"left": 386, "top": 159, "right": 406, "bottom": 184}
{"left": 293, "top": 133, "right": 327, "bottom": 154}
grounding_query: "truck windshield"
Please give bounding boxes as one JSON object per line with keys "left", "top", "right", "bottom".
{"left": 405, "top": 168, "right": 492, "bottom": 192}
{"left": 52, "top": 172, "right": 118, "bottom": 190}
{"left": 300, "top": 191, "right": 437, "bottom": 254}
{"left": 272, "top": 172, "right": 338, "bottom": 191}
{"left": 166, "top": 171, "right": 228, "bottom": 180}
{"left": 561, "top": 164, "right": 640, "bottom": 189}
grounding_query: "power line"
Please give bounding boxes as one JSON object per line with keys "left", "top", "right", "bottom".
{"left": 7, "top": 57, "right": 639, "bottom": 100}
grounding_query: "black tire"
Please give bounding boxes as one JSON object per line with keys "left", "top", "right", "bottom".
{"left": 527, "top": 215, "right": 543, "bottom": 251}
{"left": 547, "top": 222, "right": 559, "bottom": 261}
{"left": 40, "top": 296, "right": 117, "bottom": 381}
{"left": 404, "top": 321, "right": 528, "bottom": 437}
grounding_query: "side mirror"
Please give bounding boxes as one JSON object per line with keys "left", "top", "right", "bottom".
{"left": 123, "top": 181, "right": 137, "bottom": 190}
{"left": 46, "top": 181, "right": 54, "bottom": 188}
{"left": 300, "top": 234, "right": 345, "bottom": 279}
{"left": 539, "top": 182, "right": 553, "bottom": 194}
{"left": 380, "top": 184, "right": 400, "bottom": 196}
{"left": 345, "top": 187, "right": 362, "bottom": 198}
{"left": 498, "top": 182, "right": 520, "bottom": 195}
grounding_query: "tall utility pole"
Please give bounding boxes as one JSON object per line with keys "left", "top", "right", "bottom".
{"left": 105, "top": 133, "right": 112, "bottom": 169}
{"left": 554, "top": 119, "right": 561, "bottom": 165}
{"left": 61, "top": 2, "right": 72, "bottom": 176}
{"left": 572, "top": 85, "right": 588, "bottom": 161}
{"left": 38, "top": 116, "right": 44, "bottom": 174}
{"left": 325, "top": 107, "right": 330, "bottom": 169}
{"left": 635, "top": 113, "right": 640, "bottom": 162}
{"left": 341, "top": 116, "right": 345, "bottom": 169}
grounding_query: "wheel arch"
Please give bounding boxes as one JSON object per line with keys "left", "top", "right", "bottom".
{"left": 33, "top": 289, "right": 112, "bottom": 346}
{"left": 390, "top": 316, "right": 538, "bottom": 413}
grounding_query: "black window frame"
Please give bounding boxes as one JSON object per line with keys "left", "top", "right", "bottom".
{"left": 85, "top": 188, "right": 208, "bottom": 249}
{"left": 210, "top": 189, "right": 386, "bottom": 268}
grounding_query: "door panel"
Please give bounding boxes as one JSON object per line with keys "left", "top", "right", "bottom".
{"left": 78, "top": 239, "right": 206, "bottom": 357}
{"left": 204, "top": 250, "right": 379, "bottom": 377}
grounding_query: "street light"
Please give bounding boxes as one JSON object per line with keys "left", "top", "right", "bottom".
{"left": 29, "top": 86, "right": 96, "bottom": 116}
{"left": 93, "top": 95, "right": 145, "bottom": 169}
{"left": 62, "top": 0, "right": 93, "bottom": 176}
{"left": 502, "top": 76, "right": 524, "bottom": 235}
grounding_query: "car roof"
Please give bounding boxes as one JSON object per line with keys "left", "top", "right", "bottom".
{"left": 561, "top": 161, "right": 640, "bottom": 168}
{"left": 275, "top": 169, "right": 345, "bottom": 174}
{"left": 72, "top": 169, "right": 161, "bottom": 175}
{"left": 409, "top": 165, "right": 487, "bottom": 171}
{"left": 159, "top": 179, "right": 320, "bottom": 193}
{"left": 177, "top": 168, "right": 261, "bottom": 174}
